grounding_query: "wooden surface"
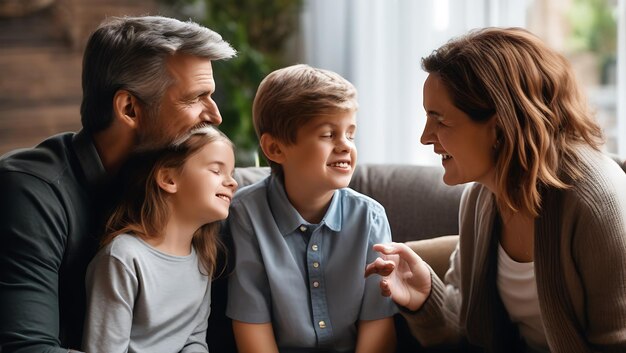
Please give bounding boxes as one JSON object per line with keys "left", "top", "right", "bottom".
{"left": 0, "top": 0, "right": 157, "bottom": 156}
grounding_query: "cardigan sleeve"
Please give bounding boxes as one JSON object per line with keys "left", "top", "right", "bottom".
{"left": 570, "top": 187, "right": 626, "bottom": 350}
{"left": 399, "top": 185, "right": 482, "bottom": 347}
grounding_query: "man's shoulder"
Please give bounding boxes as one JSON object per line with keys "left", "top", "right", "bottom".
{"left": 0, "top": 132, "right": 76, "bottom": 184}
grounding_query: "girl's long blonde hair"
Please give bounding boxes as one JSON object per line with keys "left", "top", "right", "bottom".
{"left": 422, "top": 27, "right": 604, "bottom": 216}
{"left": 102, "top": 126, "right": 233, "bottom": 276}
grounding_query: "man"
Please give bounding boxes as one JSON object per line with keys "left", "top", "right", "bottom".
{"left": 0, "top": 16, "right": 235, "bottom": 353}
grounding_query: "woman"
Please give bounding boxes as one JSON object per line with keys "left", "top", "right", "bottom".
{"left": 365, "top": 27, "right": 626, "bottom": 353}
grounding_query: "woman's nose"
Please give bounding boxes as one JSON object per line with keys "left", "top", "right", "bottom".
{"left": 420, "top": 118, "right": 436, "bottom": 146}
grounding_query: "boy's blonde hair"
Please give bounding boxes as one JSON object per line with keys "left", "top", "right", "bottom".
{"left": 253, "top": 64, "right": 357, "bottom": 176}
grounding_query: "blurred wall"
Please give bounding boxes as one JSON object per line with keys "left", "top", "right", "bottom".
{"left": 0, "top": 0, "right": 157, "bottom": 156}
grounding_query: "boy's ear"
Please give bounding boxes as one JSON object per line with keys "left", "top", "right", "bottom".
{"left": 156, "top": 167, "right": 178, "bottom": 194}
{"left": 112, "top": 89, "right": 143, "bottom": 130}
{"left": 259, "top": 133, "right": 286, "bottom": 164}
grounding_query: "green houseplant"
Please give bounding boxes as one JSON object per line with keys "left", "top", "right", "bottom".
{"left": 567, "top": 0, "right": 617, "bottom": 84}
{"left": 162, "top": 0, "right": 302, "bottom": 166}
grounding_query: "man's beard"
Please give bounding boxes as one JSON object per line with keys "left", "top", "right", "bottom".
{"left": 134, "top": 113, "right": 215, "bottom": 152}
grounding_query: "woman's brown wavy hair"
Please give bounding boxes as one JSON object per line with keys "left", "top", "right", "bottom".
{"left": 422, "top": 27, "right": 604, "bottom": 216}
{"left": 101, "top": 126, "right": 233, "bottom": 276}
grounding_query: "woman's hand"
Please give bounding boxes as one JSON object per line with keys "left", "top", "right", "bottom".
{"left": 365, "top": 242, "right": 432, "bottom": 311}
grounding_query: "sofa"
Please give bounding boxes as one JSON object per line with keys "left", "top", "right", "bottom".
{"left": 208, "top": 156, "right": 626, "bottom": 352}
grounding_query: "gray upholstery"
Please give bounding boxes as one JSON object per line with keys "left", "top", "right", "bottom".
{"left": 233, "top": 154, "right": 626, "bottom": 244}
{"left": 233, "top": 164, "right": 466, "bottom": 243}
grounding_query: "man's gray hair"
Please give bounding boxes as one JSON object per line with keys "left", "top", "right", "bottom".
{"left": 80, "top": 16, "right": 236, "bottom": 133}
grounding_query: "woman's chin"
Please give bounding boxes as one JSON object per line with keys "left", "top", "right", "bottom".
{"left": 442, "top": 172, "right": 464, "bottom": 186}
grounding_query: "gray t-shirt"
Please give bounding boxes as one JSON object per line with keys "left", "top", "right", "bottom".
{"left": 83, "top": 233, "right": 211, "bottom": 353}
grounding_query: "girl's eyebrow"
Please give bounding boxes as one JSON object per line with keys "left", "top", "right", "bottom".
{"left": 207, "top": 160, "right": 227, "bottom": 166}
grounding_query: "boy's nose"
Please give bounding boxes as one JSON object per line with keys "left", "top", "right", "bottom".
{"left": 334, "top": 138, "right": 352, "bottom": 153}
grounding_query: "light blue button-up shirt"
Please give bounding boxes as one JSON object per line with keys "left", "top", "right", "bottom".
{"left": 226, "top": 175, "right": 398, "bottom": 352}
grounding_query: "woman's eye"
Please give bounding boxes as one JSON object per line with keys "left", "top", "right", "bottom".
{"left": 211, "top": 169, "right": 221, "bottom": 175}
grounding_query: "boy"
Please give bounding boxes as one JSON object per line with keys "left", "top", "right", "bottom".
{"left": 226, "top": 64, "right": 397, "bottom": 353}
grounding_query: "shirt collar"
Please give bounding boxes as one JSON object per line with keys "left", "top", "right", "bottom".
{"left": 72, "top": 129, "right": 109, "bottom": 188}
{"left": 267, "top": 175, "right": 342, "bottom": 236}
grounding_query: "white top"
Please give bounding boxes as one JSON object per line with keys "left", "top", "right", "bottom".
{"left": 497, "top": 243, "right": 549, "bottom": 352}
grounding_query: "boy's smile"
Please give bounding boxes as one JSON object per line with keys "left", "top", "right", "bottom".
{"left": 278, "top": 111, "right": 357, "bottom": 221}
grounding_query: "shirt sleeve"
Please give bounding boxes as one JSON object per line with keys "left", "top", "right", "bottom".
{"left": 225, "top": 205, "right": 273, "bottom": 323}
{"left": 359, "top": 206, "right": 400, "bottom": 321}
{"left": 180, "top": 284, "right": 211, "bottom": 353}
{"left": 82, "top": 252, "right": 137, "bottom": 353}
{"left": 0, "top": 172, "right": 71, "bottom": 353}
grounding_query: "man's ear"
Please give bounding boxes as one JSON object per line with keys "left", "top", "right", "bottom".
{"left": 113, "top": 90, "right": 143, "bottom": 129}
{"left": 156, "top": 167, "right": 178, "bottom": 194}
{"left": 259, "top": 133, "right": 286, "bottom": 164}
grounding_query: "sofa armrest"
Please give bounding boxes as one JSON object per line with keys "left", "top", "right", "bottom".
{"left": 405, "top": 235, "right": 458, "bottom": 280}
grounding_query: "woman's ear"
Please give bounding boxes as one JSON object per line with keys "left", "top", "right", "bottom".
{"left": 112, "top": 89, "right": 143, "bottom": 130}
{"left": 490, "top": 114, "right": 502, "bottom": 150}
{"left": 259, "top": 133, "right": 286, "bottom": 164}
{"left": 156, "top": 167, "right": 178, "bottom": 194}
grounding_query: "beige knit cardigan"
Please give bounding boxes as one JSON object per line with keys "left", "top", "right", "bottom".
{"left": 402, "top": 147, "right": 626, "bottom": 353}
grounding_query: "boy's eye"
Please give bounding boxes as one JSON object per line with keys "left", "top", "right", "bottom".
{"left": 346, "top": 132, "right": 355, "bottom": 140}
{"left": 210, "top": 169, "right": 221, "bottom": 175}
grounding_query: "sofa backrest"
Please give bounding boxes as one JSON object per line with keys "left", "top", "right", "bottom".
{"left": 233, "top": 164, "right": 466, "bottom": 243}
{"left": 233, "top": 152, "right": 626, "bottom": 243}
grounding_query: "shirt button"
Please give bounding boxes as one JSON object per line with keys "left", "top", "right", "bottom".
{"left": 299, "top": 225, "right": 307, "bottom": 232}
{"left": 311, "top": 244, "right": 318, "bottom": 251}
{"left": 313, "top": 262, "right": 319, "bottom": 268}
{"left": 318, "top": 320, "right": 326, "bottom": 329}
{"left": 313, "top": 281, "right": 320, "bottom": 288}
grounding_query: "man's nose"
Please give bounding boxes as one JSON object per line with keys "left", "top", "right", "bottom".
{"left": 203, "top": 99, "right": 222, "bottom": 125}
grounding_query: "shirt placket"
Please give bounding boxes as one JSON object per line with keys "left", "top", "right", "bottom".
{"left": 302, "top": 225, "right": 334, "bottom": 346}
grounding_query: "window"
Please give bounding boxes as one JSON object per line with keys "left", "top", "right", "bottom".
{"left": 302, "top": 0, "right": 626, "bottom": 164}
{"left": 527, "top": 0, "right": 625, "bottom": 155}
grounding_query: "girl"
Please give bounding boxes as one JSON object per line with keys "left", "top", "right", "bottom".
{"left": 83, "top": 126, "right": 238, "bottom": 353}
